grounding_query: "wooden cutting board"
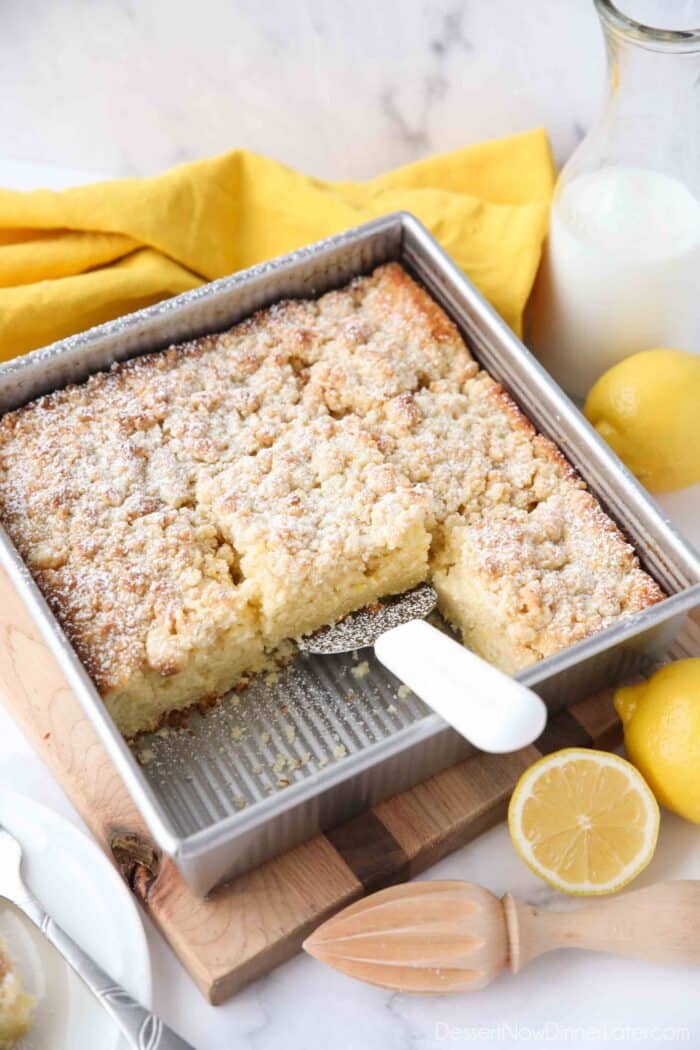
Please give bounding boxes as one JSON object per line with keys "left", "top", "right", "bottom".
{"left": 0, "top": 560, "right": 696, "bottom": 1004}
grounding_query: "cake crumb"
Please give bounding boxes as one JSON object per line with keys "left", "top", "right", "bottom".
{"left": 397, "top": 684, "right": 413, "bottom": 700}
{"left": 138, "top": 748, "right": 155, "bottom": 766}
{"left": 351, "top": 660, "right": 370, "bottom": 680}
{"left": 333, "top": 744, "right": 347, "bottom": 760}
{"left": 230, "top": 725, "right": 246, "bottom": 742}
{"left": 285, "top": 725, "right": 296, "bottom": 744}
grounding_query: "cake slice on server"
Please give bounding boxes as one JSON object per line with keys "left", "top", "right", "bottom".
{"left": 432, "top": 488, "right": 664, "bottom": 673}
{"left": 353, "top": 371, "right": 664, "bottom": 673}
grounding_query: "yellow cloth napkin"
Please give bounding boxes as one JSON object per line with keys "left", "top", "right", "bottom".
{"left": 0, "top": 129, "right": 554, "bottom": 363}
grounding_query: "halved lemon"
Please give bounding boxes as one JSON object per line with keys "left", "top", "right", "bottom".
{"left": 508, "top": 748, "right": 659, "bottom": 895}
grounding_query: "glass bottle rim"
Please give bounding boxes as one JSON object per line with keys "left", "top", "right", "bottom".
{"left": 594, "top": 0, "right": 700, "bottom": 52}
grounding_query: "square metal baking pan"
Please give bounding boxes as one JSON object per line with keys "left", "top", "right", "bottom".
{"left": 1, "top": 212, "right": 698, "bottom": 897}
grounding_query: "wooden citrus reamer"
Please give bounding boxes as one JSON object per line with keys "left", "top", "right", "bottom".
{"left": 304, "top": 879, "right": 700, "bottom": 992}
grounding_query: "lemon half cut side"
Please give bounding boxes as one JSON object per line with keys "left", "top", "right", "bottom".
{"left": 508, "top": 748, "right": 659, "bottom": 896}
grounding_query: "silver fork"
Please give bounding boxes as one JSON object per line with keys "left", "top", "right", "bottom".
{"left": 0, "top": 824, "right": 194, "bottom": 1049}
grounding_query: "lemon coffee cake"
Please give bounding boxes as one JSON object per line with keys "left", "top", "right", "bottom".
{"left": 0, "top": 263, "right": 664, "bottom": 736}
{"left": 0, "top": 938, "right": 33, "bottom": 1049}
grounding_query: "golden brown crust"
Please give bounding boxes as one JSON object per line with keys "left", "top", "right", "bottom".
{"left": 370, "top": 260, "right": 463, "bottom": 343}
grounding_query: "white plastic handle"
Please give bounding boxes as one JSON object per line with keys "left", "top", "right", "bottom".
{"left": 374, "top": 619, "right": 547, "bottom": 753}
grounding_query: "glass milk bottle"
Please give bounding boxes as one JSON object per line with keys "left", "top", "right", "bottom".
{"left": 528, "top": 0, "right": 700, "bottom": 401}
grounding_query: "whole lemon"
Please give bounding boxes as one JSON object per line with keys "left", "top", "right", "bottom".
{"left": 584, "top": 349, "right": 700, "bottom": 492}
{"left": 614, "top": 659, "right": 700, "bottom": 823}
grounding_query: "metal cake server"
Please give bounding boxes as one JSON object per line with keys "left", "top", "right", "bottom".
{"left": 0, "top": 825, "right": 194, "bottom": 1049}
{"left": 297, "top": 583, "right": 547, "bottom": 753}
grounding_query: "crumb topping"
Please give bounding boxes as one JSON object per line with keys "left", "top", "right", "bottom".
{"left": 437, "top": 488, "right": 662, "bottom": 665}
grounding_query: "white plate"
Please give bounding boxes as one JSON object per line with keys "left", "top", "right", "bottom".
{"left": 0, "top": 790, "right": 151, "bottom": 1050}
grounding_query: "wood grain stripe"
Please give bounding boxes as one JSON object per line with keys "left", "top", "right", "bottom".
{"left": 326, "top": 811, "right": 410, "bottom": 892}
{"left": 534, "top": 707, "right": 593, "bottom": 755}
{"left": 570, "top": 689, "right": 622, "bottom": 751}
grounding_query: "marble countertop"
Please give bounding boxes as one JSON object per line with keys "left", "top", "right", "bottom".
{"left": 1, "top": 2, "right": 699, "bottom": 1047}
{"left": 2, "top": 0, "right": 605, "bottom": 180}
